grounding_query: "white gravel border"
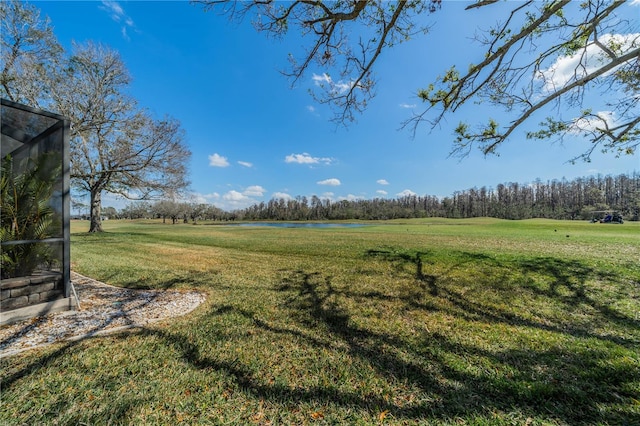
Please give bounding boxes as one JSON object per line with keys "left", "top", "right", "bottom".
{"left": 0, "top": 272, "right": 206, "bottom": 358}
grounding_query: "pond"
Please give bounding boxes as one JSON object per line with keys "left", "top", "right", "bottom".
{"left": 227, "top": 222, "right": 367, "bottom": 229}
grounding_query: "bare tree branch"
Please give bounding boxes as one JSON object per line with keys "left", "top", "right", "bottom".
{"left": 0, "top": 0, "right": 62, "bottom": 108}
{"left": 408, "top": 0, "right": 638, "bottom": 160}
{"left": 197, "top": 0, "right": 439, "bottom": 124}
{"left": 196, "top": 0, "right": 638, "bottom": 162}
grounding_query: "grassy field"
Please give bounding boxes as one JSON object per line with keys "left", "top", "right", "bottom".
{"left": 1, "top": 218, "right": 639, "bottom": 425}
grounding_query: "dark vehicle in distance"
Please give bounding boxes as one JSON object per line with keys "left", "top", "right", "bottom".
{"left": 591, "top": 211, "right": 624, "bottom": 224}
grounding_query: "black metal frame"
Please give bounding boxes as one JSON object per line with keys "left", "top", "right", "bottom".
{"left": 1, "top": 98, "right": 70, "bottom": 300}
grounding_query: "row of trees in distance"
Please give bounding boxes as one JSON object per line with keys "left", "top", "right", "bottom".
{"left": 112, "top": 172, "right": 639, "bottom": 223}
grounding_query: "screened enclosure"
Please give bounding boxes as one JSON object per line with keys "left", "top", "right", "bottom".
{"left": 1, "top": 98, "right": 72, "bottom": 322}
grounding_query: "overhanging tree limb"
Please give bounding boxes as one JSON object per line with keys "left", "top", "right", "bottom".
{"left": 196, "top": 0, "right": 638, "bottom": 161}
{"left": 481, "top": 46, "right": 640, "bottom": 155}
{"left": 409, "top": 0, "right": 638, "bottom": 160}
{"left": 197, "top": 0, "right": 439, "bottom": 124}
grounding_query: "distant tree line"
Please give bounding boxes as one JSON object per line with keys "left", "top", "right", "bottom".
{"left": 112, "top": 172, "right": 639, "bottom": 223}
{"left": 234, "top": 173, "right": 640, "bottom": 221}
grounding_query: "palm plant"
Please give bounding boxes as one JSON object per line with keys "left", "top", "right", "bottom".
{"left": 1, "top": 153, "right": 61, "bottom": 279}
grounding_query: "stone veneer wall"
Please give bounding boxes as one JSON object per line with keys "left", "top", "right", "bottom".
{"left": 0, "top": 273, "right": 64, "bottom": 311}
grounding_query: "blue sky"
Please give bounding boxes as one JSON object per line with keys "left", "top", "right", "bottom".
{"left": 34, "top": 0, "right": 640, "bottom": 211}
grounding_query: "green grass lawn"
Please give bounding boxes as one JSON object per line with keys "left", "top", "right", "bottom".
{"left": 2, "top": 218, "right": 639, "bottom": 425}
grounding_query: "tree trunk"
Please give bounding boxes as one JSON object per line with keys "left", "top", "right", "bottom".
{"left": 89, "top": 188, "right": 103, "bottom": 233}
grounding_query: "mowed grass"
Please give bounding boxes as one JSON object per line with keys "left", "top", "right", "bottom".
{"left": 1, "top": 218, "right": 639, "bottom": 425}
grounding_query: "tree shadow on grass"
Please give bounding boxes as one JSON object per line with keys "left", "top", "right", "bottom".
{"left": 2, "top": 255, "right": 639, "bottom": 424}
{"left": 2, "top": 301, "right": 638, "bottom": 424}
{"left": 366, "top": 248, "right": 439, "bottom": 297}
{"left": 516, "top": 256, "right": 639, "bottom": 330}
{"left": 265, "top": 267, "right": 639, "bottom": 423}
{"left": 0, "top": 337, "right": 154, "bottom": 424}
{"left": 365, "top": 248, "right": 639, "bottom": 347}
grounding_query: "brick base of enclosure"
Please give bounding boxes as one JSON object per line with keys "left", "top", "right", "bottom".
{"left": 1, "top": 272, "right": 64, "bottom": 311}
{"left": 1, "top": 272, "right": 77, "bottom": 325}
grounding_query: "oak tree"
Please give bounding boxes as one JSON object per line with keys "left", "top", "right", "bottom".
{"left": 1, "top": 3, "right": 191, "bottom": 232}
{"left": 52, "top": 43, "right": 190, "bottom": 232}
{"left": 0, "top": 0, "right": 62, "bottom": 108}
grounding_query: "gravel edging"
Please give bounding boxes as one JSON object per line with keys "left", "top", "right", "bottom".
{"left": 0, "top": 272, "right": 206, "bottom": 358}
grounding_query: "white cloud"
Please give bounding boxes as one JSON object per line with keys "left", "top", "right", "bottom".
{"left": 306, "top": 105, "right": 316, "bottom": 113}
{"left": 312, "top": 73, "right": 353, "bottom": 94}
{"left": 209, "top": 192, "right": 221, "bottom": 200}
{"left": 101, "top": 1, "right": 124, "bottom": 18}
{"left": 139, "top": 192, "right": 219, "bottom": 207}
{"left": 223, "top": 190, "right": 249, "bottom": 202}
{"left": 286, "top": 153, "right": 316, "bottom": 164}
{"left": 377, "top": 179, "right": 389, "bottom": 185}
{"left": 399, "top": 103, "right": 416, "bottom": 109}
{"left": 209, "top": 153, "right": 230, "bottom": 167}
{"left": 631, "top": 0, "right": 640, "bottom": 5}
{"left": 317, "top": 178, "right": 341, "bottom": 186}
{"left": 397, "top": 189, "right": 417, "bottom": 197}
{"left": 100, "top": 1, "right": 136, "bottom": 40}
{"left": 538, "top": 33, "right": 639, "bottom": 91}
{"left": 203, "top": 190, "right": 252, "bottom": 211}
{"left": 271, "top": 192, "right": 293, "bottom": 200}
{"left": 238, "top": 161, "right": 253, "bottom": 168}
{"left": 197, "top": 187, "right": 267, "bottom": 211}
{"left": 312, "top": 73, "right": 331, "bottom": 85}
{"left": 285, "top": 152, "right": 333, "bottom": 165}
{"left": 569, "top": 110, "right": 617, "bottom": 134}
{"left": 188, "top": 193, "right": 208, "bottom": 204}
{"left": 243, "top": 185, "right": 266, "bottom": 197}
{"left": 376, "top": 190, "right": 388, "bottom": 196}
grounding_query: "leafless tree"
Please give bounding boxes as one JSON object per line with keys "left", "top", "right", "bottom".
{"left": 2, "top": 1, "right": 191, "bottom": 233}
{"left": 0, "top": 0, "right": 62, "bottom": 107}
{"left": 51, "top": 43, "right": 191, "bottom": 232}
{"left": 196, "top": 0, "right": 638, "bottom": 161}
